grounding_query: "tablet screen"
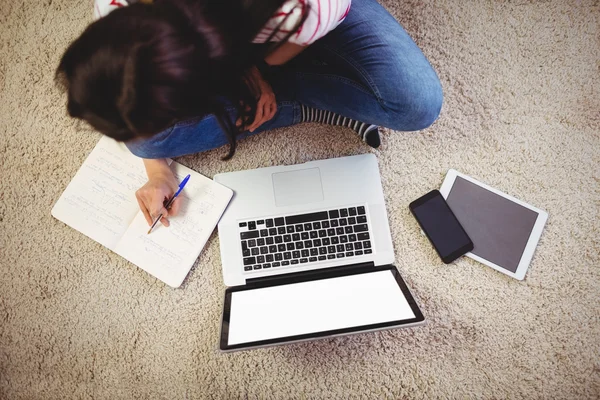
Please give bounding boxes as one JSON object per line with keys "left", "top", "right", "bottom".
{"left": 223, "top": 269, "right": 419, "bottom": 349}
{"left": 446, "top": 176, "right": 539, "bottom": 272}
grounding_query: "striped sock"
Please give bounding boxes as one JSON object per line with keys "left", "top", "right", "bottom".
{"left": 300, "top": 105, "right": 381, "bottom": 148}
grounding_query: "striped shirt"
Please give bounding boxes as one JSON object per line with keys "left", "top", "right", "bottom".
{"left": 93, "top": 0, "right": 351, "bottom": 46}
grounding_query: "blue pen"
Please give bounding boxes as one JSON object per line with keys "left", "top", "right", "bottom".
{"left": 147, "top": 174, "right": 191, "bottom": 234}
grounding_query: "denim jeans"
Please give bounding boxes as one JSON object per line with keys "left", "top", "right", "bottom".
{"left": 126, "top": 0, "right": 443, "bottom": 159}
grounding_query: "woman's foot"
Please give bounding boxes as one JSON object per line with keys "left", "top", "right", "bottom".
{"left": 300, "top": 105, "right": 381, "bottom": 148}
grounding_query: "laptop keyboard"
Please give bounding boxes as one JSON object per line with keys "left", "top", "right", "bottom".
{"left": 239, "top": 206, "right": 373, "bottom": 272}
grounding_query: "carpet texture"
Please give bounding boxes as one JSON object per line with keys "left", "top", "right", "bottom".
{"left": 1, "top": 0, "right": 599, "bottom": 398}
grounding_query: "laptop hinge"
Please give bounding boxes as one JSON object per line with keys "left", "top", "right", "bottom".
{"left": 246, "top": 261, "right": 377, "bottom": 287}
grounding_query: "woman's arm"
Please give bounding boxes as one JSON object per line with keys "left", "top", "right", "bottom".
{"left": 135, "top": 158, "right": 181, "bottom": 227}
{"left": 265, "top": 42, "right": 306, "bottom": 66}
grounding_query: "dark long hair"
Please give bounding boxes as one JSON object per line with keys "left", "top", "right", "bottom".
{"left": 56, "top": 0, "right": 307, "bottom": 159}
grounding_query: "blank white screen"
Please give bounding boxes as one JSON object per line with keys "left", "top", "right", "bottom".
{"left": 227, "top": 270, "right": 415, "bottom": 345}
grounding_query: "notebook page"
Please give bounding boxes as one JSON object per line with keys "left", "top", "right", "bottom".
{"left": 51, "top": 137, "right": 149, "bottom": 250}
{"left": 114, "top": 163, "right": 233, "bottom": 287}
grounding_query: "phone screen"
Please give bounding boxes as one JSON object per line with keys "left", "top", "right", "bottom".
{"left": 410, "top": 191, "right": 473, "bottom": 263}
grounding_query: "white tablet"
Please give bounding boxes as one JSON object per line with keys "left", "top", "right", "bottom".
{"left": 439, "top": 170, "right": 548, "bottom": 280}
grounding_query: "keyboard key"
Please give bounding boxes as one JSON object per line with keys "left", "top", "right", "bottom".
{"left": 275, "top": 217, "right": 285, "bottom": 226}
{"left": 275, "top": 253, "right": 283, "bottom": 261}
{"left": 328, "top": 246, "right": 336, "bottom": 253}
{"left": 319, "top": 247, "right": 327, "bottom": 255}
{"left": 269, "top": 245, "right": 277, "bottom": 253}
{"left": 295, "top": 224, "right": 303, "bottom": 232}
{"left": 292, "top": 233, "right": 300, "bottom": 241}
{"left": 284, "top": 252, "right": 292, "bottom": 260}
{"left": 348, "top": 217, "right": 356, "bottom": 225}
{"left": 340, "top": 209, "right": 348, "bottom": 217}
{"left": 293, "top": 251, "right": 300, "bottom": 258}
{"left": 275, "top": 236, "right": 283, "bottom": 244}
{"left": 354, "top": 242, "right": 363, "bottom": 250}
{"left": 339, "top": 218, "right": 347, "bottom": 226}
{"left": 355, "top": 250, "right": 363, "bottom": 256}
{"left": 310, "top": 231, "right": 318, "bottom": 239}
{"left": 278, "top": 244, "right": 286, "bottom": 252}
{"left": 345, "top": 243, "right": 354, "bottom": 251}
{"left": 287, "top": 226, "right": 295, "bottom": 233}
{"left": 243, "top": 257, "right": 255, "bottom": 265}
{"left": 357, "top": 233, "right": 370, "bottom": 240}
{"left": 244, "top": 266, "right": 252, "bottom": 271}
{"left": 349, "top": 234, "right": 357, "bottom": 242}
{"left": 354, "top": 224, "right": 368, "bottom": 233}
{"left": 260, "top": 229, "right": 268, "bottom": 237}
{"left": 257, "top": 220, "right": 265, "bottom": 225}
{"left": 363, "top": 241, "right": 371, "bottom": 249}
{"left": 243, "top": 249, "right": 250, "bottom": 257}
{"left": 301, "top": 232, "right": 309, "bottom": 240}
{"left": 322, "top": 221, "right": 330, "bottom": 228}
{"left": 266, "top": 219, "right": 274, "bottom": 227}
{"left": 322, "top": 238, "right": 330, "bottom": 245}
{"left": 291, "top": 260, "right": 299, "bottom": 265}
{"left": 309, "top": 257, "right": 317, "bottom": 262}
{"left": 313, "top": 239, "right": 322, "bottom": 247}
{"left": 253, "top": 265, "right": 262, "bottom": 270}
{"left": 263, "top": 263, "right": 271, "bottom": 269}
{"left": 278, "top": 227, "right": 286, "bottom": 235}
{"left": 301, "top": 249, "right": 309, "bottom": 257}
{"left": 337, "top": 253, "right": 345, "bottom": 258}
{"left": 318, "top": 256, "right": 326, "bottom": 261}
{"left": 319, "top": 230, "right": 327, "bottom": 238}
{"left": 304, "top": 223, "right": 312, "bottom": 231}
{"left": 269, "top": 228, "right": 277, "bottom": 236}
{"left": 340, "top": 236, "right": 348, "bottom": 243}
{"left": 357, "top": 206, "right": 366, "bottom": 215}
{"left": 284, "top": 235, "right": 291, "bottom": 242}
{"left": 239, "top": 222, "right": 247, "bottom": 227}
{"left": 241, "top": 241, "right": 248, "bottom": 250}
{"left": 327, "top": 254, "right": 336, "bottom": 259}
{"left": 310, "top": 248, "right": 319, "bottom": 256}
{"left": 304, "top": 240, "right": 312, "bottom": 248}
{"left": 266, "top": 237, "right": 274, "bottom": 245}
{"left": 337, "top": 244, "right": 345, "bottom": 253}
{"left": 349, "top": 207, "right": 357, "bottom": 216}
{"left": 357, "top": 215, "right": 367, "bottom": 224}
{"left": 327, "top": 228, "right": 336, "bottom": 236}
{"left": 257, "top": 256, "right": 265, "bottom": 263}
{"left": 241, "top": 231, "right": 259, "bottom": 240}
{"left": 329, "top": 210, "right": 340, "bottom": 219}
{"left": 331, "top": 237, "right": 339, "bottom": 244}
{"left": 282, "top": 260, "right": 290, "bottom": 266}
{"left": 331, "top": 220, "right": 339, "bottom": 227}
{"left": 313, "top": 222, "right": 321, "bottom": 230}
{"left": 345, "top": 226, "right": 353, "bottom": 234}
{"left": 364, "top": 249, "right": 373, "bottom": 254}
{"left": 272, "top": 262, "right": 281, "bottom": 267}
{"left": 346, "top": 252, "right": 354, "bottom": 257}
{"left": 286, "top": 211, "right": 329, "bottom": 225}
{"left": 300, "top": 258, "right": 308, "bottom": 263}
{"left": 257, "top": 238, "right": 265, "bottom": 246}
{"left": 251, "top": 248, "right": 259, "bottom": 256}
{"left": 336, "top": 227, "right": 344, "bottom": 235}
{"left": 287, "top": 243, "right": 294, "bottom": 251}
{"left": 296, "top": 242, "right": 304, "bottom": 250}
{"left": 248, "top": 221, "right": 256, "bottom": 230}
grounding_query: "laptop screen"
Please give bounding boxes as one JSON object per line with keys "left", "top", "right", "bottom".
{"left": 221, "top": 267, "right": 422, "bottom": 350}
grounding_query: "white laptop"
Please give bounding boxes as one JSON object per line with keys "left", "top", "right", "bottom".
{"left": 214, "top": 154, "right": 424, "bottom": 352}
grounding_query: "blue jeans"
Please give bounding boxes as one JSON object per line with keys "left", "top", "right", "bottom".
{"left": 126, "top": 0, "right": 443, "bottom": 159}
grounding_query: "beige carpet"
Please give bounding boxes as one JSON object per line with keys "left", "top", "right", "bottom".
{"left": 1, "top": 0, "right": 599, "bottom": 398}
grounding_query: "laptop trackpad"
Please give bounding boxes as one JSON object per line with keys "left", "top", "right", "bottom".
{"left": 272, "top": 168, "right": 324, "bottom": 207}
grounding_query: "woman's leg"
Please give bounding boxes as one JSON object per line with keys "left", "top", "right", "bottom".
{"left": 279, "top": 0, "right": 443, "bottom": 132}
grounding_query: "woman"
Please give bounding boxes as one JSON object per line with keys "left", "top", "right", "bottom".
{"left": 58, "top": 0, "right": 442, "bottom": 227}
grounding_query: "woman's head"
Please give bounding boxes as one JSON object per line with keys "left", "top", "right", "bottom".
{"left": 57, "top": 0, "right": 287, "bottom": 158}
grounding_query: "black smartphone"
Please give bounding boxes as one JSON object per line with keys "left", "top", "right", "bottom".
{"left": 409, "top": 190, "right": 474, "bottom": 264}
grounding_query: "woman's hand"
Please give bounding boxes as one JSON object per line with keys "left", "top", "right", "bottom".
{"left": 239, "top": 66, "right": 277, "bottom": 132}
{"left": 136, "top": 159, "right": 181, "bottom": 227}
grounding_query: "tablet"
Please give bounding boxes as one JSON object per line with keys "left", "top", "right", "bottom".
{"left": 440, "top": 169, "right": 548, "bottom": 280}
{"left": 219, "top": 265, "right": 425, "bottom": 352}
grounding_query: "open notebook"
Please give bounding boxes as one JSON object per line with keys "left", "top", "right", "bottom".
{"left": 52, "top": 137, "right": 233, "bottom": 287}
